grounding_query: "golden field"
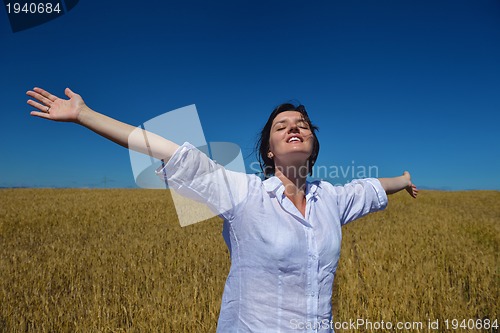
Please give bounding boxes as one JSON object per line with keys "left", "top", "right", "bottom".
{"left": 0, "top": 189, "right": 498, "bottom": 332}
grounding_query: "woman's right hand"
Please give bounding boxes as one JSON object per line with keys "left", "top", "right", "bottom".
{"left": 27, "top": 87, "right": 86, "bottom": 123}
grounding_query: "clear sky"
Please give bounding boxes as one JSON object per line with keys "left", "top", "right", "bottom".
{"left": 1, "top": 0, "right": 499, "bottom": 190}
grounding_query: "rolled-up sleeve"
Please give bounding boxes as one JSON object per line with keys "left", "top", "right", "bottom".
{"left": 155, "top": 142, "right": 250, "bottom": 221}
{"left": 334, "top": 178, "right": 388, "bottom": 225}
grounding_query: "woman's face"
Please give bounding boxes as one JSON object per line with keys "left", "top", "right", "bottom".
{"left": 268, "top": 111, "right": 314, "bottom": 168}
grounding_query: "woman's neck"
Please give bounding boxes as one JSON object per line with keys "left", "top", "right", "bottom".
{"left": 274, "top": 167, "right": 307, "bottom": 197}
{"left": 274, "top": 167, "right": 308, "bottom": 217}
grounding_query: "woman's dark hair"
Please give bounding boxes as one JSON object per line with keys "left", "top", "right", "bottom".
{"left": 256, "top": 102, "right": 320, "bottom": 177}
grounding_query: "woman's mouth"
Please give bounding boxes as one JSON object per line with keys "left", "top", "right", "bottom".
{"left": 287, "top": 136, "right": 302, "bottom": 143}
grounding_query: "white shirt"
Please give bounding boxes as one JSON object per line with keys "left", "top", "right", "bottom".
{"left": 157, "top": 142, "right": 388, "bottom": 332}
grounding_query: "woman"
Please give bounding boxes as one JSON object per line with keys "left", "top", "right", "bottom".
{"left": 27, "top": 87, "right": 418, "bottom": 332}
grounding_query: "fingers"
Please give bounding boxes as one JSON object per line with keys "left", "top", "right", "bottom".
{"left": 412, "top": 184, "right": 419, "bottom": 198}
{"left": 65, "top": 87, "right": 75, "bottom": 98}
{"left": 26, "top": 89, "right": 54, "bottom": 107}
{"left": 30, "top": 110, "right": 52, "bottom": 119}
{"left": 405, "top": 183, "right": 418, "bottom": 199}
{"left": 33, "top": 87, "right": 57, "bottom": 102}
{"left": 27, "top": 98, "right": 51, "bottom": 112}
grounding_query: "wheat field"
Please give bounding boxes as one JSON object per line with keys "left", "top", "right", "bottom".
{"left": 0, "top": 189, "right": 498, "bottom": 332}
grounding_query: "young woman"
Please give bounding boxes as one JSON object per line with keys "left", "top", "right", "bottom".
{"left": 27, "top": 87, "right": 418, "bottom": 332}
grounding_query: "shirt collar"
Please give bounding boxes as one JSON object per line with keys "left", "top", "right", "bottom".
{"left": 263, "top": 176, "right": 282, "bottom": 195}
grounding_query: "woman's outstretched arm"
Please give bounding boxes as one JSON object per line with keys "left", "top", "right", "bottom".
{"left": 27, "top": 87, "right": 179, "bottom": 161}
{"left": 378, "top": 171, "right": 418, "bottom": 198}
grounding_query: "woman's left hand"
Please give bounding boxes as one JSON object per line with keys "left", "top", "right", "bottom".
{"left": 403, "top": 171, "right": 419, "bottom": 198}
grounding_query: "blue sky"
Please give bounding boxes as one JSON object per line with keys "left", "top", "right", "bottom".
{"left": 1, "top": 0, "right": 499, "bottom": 190}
